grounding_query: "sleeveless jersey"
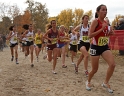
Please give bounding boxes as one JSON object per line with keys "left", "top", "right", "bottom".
{"left": 70, "top": 33, "right": 78, "bottom": 45}
{"left": 10, "top": 31, "right": 18, "bottom": 44}
{"left": 92, "top": 19, "right": 109, "bottom": 46}
{"left": 26, "top": 30, "right": 34, "bottom": 42}
{"left": 79, "top": 24, "right": 90, "bottom": 42}
{"left": 35, "top": 33, "right": 42, "bottom": 44}
{"left": 48, "top": 29, "right": 58, "bottom": 44}
{"left": 58, "top": 31, "right": 65, "bottom": 44}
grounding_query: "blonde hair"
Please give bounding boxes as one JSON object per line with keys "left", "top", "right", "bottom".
{"left": 59, "top": 25, "right": 65, "bottom": 29}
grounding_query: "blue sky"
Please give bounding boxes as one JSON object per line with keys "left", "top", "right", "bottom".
{"left": 1, "top": 0, "right": 124, "bottom": 22}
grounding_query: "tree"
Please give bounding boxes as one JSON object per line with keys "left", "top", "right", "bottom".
{"left": 25, "top": 0, "right": 48, "bottom": 31}
{"left": 84, "top": 10, "right": 93, "bottom": 20}
{"left": 57, "top": 9, "right": 74, "bottom": 28}
{"left": 0, "top": 17, "right": 11, "bottom": 34}
{"left": 0, "top": 3, "right": 10, "bottom": 18}
{"left": 73, "top": 8, "right": 84, "bottom": 26}
{"left": 111, "top": 14, "right": 124, "bottom": 27}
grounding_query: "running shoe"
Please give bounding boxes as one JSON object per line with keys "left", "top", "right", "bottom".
{"left": 85, "top": 80, "right": 91, "bottom": 91}
{"left": 101, "top": 82, "right": 113, "bottom": 93}
{"left": 11, "top": 56, "right": 14, "bottom": 61}
{"left": 72, "top": 62, "right": 75, "bottom": 65}
{"left": 74, "top": 64, "right": 78, "bottom": 73}
{"left": 37, "top": 57, "right": 39, "bottom": 62}
{"left": 16, "top": 62, "right": 19, "bottom": 64}
{"left": 52, "top": 70, "right": 57, "bottom": 74}
{"left": 85, "top": 70, "right": 89, "bottom": 77}
{"left": 43, "top": 54, "right": 47, "bottom": 59}
{"left": 31, "top": 64, "right": 34, "bottom": 67}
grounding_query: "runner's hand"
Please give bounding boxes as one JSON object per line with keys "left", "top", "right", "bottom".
{"left": 102, "top": 23, "right": 108, "bottom": 30}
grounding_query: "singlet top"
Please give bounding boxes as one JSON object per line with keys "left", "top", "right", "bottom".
{"left": 22, "top": 37, "right": 26, "bottom": 43}
{"left": 10, "top": 31, "right": 18, "bottom": 44}
{"left": 58, "top": 31, "right": 66, "bottom": 44}
{"left": 35, "top": 33, "right": 42, "bottom": 44}
{"left": 70, "top": 33, "right": 78, "bottom": 45}
{"left": 92, "top": 19, "right": 109, "bottom": 46}
{"left": 79, "top": 24, "right": 90, "bottom": 43}
{"left": 48, "top": 29, "right": 58, "bottom": 44}
{"left": 26, "top": 30, "right": 34, "bottom": 42}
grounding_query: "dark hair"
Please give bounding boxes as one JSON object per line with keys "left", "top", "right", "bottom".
{"left": 9, "top": 25, "right": 15, "bottom": 31}
{"left": 29, "top": 24, "right": 32, "bottom": 26}
{"left": 95, "top": 4, "right": 106, "bottom": 18}
{"left": 50, "top": 20, "right": 56, "bottom": 25}
{"left": 95, "top": 12, "right": 98, "bottom": 18}
{"left": 82, "top": 15, "right": 89, "bottom": 20}
{"left": 22, "top": 24, "right": 29, "bottom": 30}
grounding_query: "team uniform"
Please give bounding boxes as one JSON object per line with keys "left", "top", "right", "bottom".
{"left": 10, "top": 32, "right": 18, "bottom": 47}
{"left": 21, "top": 37, "right": 26, "bottom": 47}
{"left": 57, "top": 32, "right": 66, "bottom": 48}
{"left": 78, "top": 24, "right": 90, "bottom": 51}
{"left": 90, "top": 19, "right": 110, "bottom": 56}
{"left": 47, "top": 29, "right": 58, "bottom": 50}
{"left": 25, "top": 31, "right": 34, "bottom": 46}
{"left": 69, "top": 33, "right": 78, "bottom": 52}
{"left": 34, "top": 33, "right": 42, "bottom": 48}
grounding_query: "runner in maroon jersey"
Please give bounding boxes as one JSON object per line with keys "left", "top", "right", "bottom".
{"left": 44, "top": 20, "right": 59, "bottom": 74}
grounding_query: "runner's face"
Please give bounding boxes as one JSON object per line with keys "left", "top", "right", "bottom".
{"left": 37, "top": 30, "right": 41, "bottom": 34}
{"left": 13, "top": 26, "right": 16, "bottom": 31}
{"left": 51, "top": 21, "right": 56, "bottom": 28}
{"left": 98, "top": 6, "right": 107, "bottom": 18}
{"left": 29, "top": 25, "right": 33, "bottom": 30}
{"left": 83, "top": 16, "right": 89, "bottom": 24}
{"left": 60, "top": 26, "right": 65, "bottom": 32}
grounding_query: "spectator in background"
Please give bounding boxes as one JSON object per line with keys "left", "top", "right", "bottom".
{"left": 117, "top": 18, "right": 124, "bottom": 55}
{"left": 2, "top": 34, "right": 7, "bottom": 47}
{"left": 0, "top": 35, "right": 3, "bottom": 51}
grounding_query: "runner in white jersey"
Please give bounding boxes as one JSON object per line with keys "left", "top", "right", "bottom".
{"left": 73, "top": 15, "right": 90, "bottom": 76}
{"left": 22, "top": 24, "right": 34, "bottom": 67}
{"left": 7, "top": 25, "right": 19, "bottom": 64}
{"left": 69, "top": 30, "right": 78, "bottom": 65}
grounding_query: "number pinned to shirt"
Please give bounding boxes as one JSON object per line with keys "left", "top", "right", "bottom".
{"left": 82, "top": 36, "right": 89, "bottom": 42}
{"left": 98, "top": 37, "right": 109, "bottom": 46}
{"left": 51, "top": 38, "right": 57, "bottom": 44}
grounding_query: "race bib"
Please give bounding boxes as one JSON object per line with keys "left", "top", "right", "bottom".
{"left": 72, "top": 40, "right": 77, "bottom": 45}
{"left": 82, "top": 36, "right": 89, "bottom": 42}
{"left": 98, "top": 37, "right": 109, "bottom": 46}
{"left": 51, "top": 38, "right": 57, "bottom": 44}
{"left": 36, "top": 37, "right": 40, "bottom": 40}
{"left": 14, "top": 37, "right": 17, "bottom": 41}
{"left": 60, "top": 39, "right": 65, "bottom": 42}
{"left": 37, "top": 40, "right": 41, "bottom": 43}
{"left": 28, "top": 37, "right": 33, "bottom": 40}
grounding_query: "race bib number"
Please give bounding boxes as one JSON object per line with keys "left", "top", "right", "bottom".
{"left": 36, "top": 37, "right": 40, "bottom": 40}
{"left": 37, "top": 40, "right": 41, "bottom": 43}
{"left": 51, "top": 38, "right": 57, "bottom": 44}
{"left": 28, "top": 37, "right": 33, "bottom": 40}
{"left": 60, "top": 39, "right": 65, "bottom": 42}
{"left": 14, "top": 37, "right": 17, "bottom": 41}
{"left": 98, "top": 37, "right": 109, "bottom": 46}
{"left": 90, "top": 49, "right": 96, "bottom": 55}
{"left": 72, "top": 41, "right": 77, "bottom": 45}
{"left": 82, "top": 36, "right": 89, "bottom": 42}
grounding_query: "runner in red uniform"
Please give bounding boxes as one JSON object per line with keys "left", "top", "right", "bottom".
{"left": 58, "top": 25, "right": 69, "bottom": 68}
{"left": 85, "top": 4, "right": 115, "bottom": 93}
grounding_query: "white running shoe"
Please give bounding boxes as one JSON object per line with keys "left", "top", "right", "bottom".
{"left": 85, "top": 80, "right": 91, "bottom": 91}
{"left": 101, "top": 82, "right": 113, "bottom": 93}
{"left": 72, "top": 62, "right": 75, "bottom": 65}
